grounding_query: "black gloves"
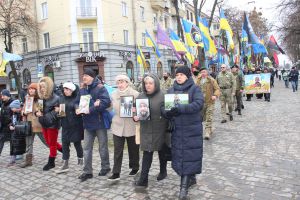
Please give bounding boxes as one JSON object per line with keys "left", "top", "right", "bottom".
{"left": 166, "top": 107, "right": 180, "bottom": 118}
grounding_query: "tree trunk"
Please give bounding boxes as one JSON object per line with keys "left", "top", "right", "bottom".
{"left": 174, "top": 0, "right": 185, "bottom": 42}
{"left": 209, "top": 0, "right": 218, "bottom": 28}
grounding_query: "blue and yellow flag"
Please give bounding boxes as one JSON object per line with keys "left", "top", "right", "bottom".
{"left": 0, "top": 51, "right": 23, "bottom": 76}
{"left": 136, "top": 45, "right": 146, "bottom": 70}
{"left": 169, "top": 29, "right": 188, "bottom": 54}
{"left": 243, "top": 12, "right": 260, "bottom": 44}
{"left": 145, "top": 30, "right": 161, "bottom": 58}
{"left": 181, "top": 19, "right": 203, "bottom": 47}
{"left": 198, "top": 17, "right": 217, "bottom": 56}
{"left": 220, "top": 9, "right": 234, "bottom": 50}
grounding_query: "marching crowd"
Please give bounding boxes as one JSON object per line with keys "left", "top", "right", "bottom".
{"left": 0, "top": 64, "right": 298, "bottom": 200}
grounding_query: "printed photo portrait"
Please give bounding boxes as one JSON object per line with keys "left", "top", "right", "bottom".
{"left": 164, "top": 94, "right": 189, "bottom": 110}
{"left": 120, "top": 96, "right": 134, "bottom": 118}
{"left": 136, "top": 98, "right": 150, "bottom": 120}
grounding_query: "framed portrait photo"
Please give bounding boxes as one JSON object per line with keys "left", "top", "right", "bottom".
{"left": 164, "top": 94, "right": 189, "bottom": 110}
{"left": 120, "top": 95, "right": 134, "bottom": 118}
{"left": 136, "top": 98, "right": 150, "bottom": 120}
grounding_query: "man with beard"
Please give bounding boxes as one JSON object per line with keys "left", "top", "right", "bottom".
{"left": 137, "top": 100, "right": 150, "bottom": 120}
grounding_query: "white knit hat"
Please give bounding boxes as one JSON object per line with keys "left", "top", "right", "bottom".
{"left": 115, "top": 74, "right": 131, "bottom": 83}
{"left": 63, "top": 82, "right": 76, "bottom": 91}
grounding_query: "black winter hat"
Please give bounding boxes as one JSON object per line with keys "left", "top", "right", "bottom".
{"left": 1, "top": 89, "right": 11, "bottom": 97}
{"left": 83, "top": 68, "right": 96, "bottom": 78}
{"left": 176, "top": 66, "right": 191, "bottom": 78}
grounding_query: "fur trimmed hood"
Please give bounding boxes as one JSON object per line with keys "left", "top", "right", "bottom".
{"left": 38, "top": 77, "right": 54, "bottom": 100}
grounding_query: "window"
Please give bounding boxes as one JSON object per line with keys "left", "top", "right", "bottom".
{"left": 22, "top": 38, "right": 28, "bottom": 53}
{"left": 80, "top": 0, "right": 92, "bottom": 16}
{"left": 44, "top": 66, "right": 54, "bottom": 81}
{"left": 126, "top": 61, "right": 134, "bottom": 80}
{"left": 140, "top": 6, "right": 145, "bottom": 21}
{"left": 41, "top": 2, "right": 48, "bottom": 19}
{"left": 164, "top": 17, "right": 169, "bottom": 29}
{"left": 186, "top": 10, "right": 189, "bottom": 20}
{"left": 142, "top": 33, "right": 146, "bottom": 46}
{"left": 22, "top": 69, "right": 31, "bottom": 85}
{"left": 190, "top": 12, "right": 193, "bottom": 22}
{"left": 157, "top": 62, "right": 163, "bottom": 79}
{"left": 83, "top": 28, "right": 94, "bottom": 51}
{"left": 123, "top": 30, "right": 129, "bottom": 45}
{"left": 153, "top": 13, "right": 157, "bottom": 26}
{"left": 145, "top": 61, "right": 150, "bottom": 73}
{"left": 43, "top": 33, "right": 50, "bottom": 49}
{"left": 9, "top": 72, "right": 17, "bottom": 91}
{"left": 121, "top": 1, "right": 127, "bottom": 17}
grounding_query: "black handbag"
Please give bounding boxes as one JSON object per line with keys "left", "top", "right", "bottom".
{"left": 15, "top": 121, "right": 32, "bottom": 136}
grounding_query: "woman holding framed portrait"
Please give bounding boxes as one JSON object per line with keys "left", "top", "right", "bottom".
{"left": 108, "top": 74, "right": 140, "bottom": 181}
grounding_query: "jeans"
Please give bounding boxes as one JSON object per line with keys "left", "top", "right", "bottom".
{"left": 284, "top": 80, "right": 289, "bottom": 88}
{"left": 112, "top": 135, "right": 139, "bottom": 174}
{"left": 291, "top": 80, "right": 298, "bottom": 92}
{"left": 83, "top": 129, "right": 110, "bottom": 174}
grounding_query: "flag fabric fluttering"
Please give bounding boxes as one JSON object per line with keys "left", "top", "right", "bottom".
{"left": 273, "top": 52, "right": 279, "bottom": 65}
{"left": 198, "top": 17, "right": 217, "bottom": 56}
{"left": 136, "top": 45, "right": 147, "bottom": 70}
{"left": 267, "top": 35, "right": 285, "bottom": 54}
{"left": 169, "top": 29, "right": 187, "bottom": 54}
{"left": 242, "top": 13, "right": 261, "bottom": 44}
{"left": 145, "top": 30, "right": 161, "bottom": 58}
{"left": 156, "top": 24, "right": 181, "bottom": 60}
{"left": 0, "top": 51, "right": 23, "bottom": 76}
{"left": 220, "top": 9, "right": 234, "bottom": 50}
{"left": 181, "top": 19, "right": 203, "bottom": 47}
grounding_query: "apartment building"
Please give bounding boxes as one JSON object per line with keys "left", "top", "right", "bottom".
{"left": 2, "top": 0, "right": 197, "bottom": 92}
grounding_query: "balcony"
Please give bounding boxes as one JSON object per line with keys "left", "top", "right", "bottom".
{"left": 150, "top": 0, "right": 169, "bottom": 10}
{"left": 76, "top": 7, "right": 97, "bottom": 20}
{"left": 170, "top": 7, "right": 185, "bottom": 18}
{"left": 79, "top": 43, "right": 100, "bottom": 52}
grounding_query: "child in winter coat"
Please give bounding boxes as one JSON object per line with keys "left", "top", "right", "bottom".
{"left": 7, "top": 100, "right": 25, "bottom": 166}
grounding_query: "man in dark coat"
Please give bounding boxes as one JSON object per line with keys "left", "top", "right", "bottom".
{"left": 289, "top": 67, "right": 299, "bottom": 92}
{"left": 75, "top": 68, "right": 111, "bottom": 182}
{"left": 0, "top": 89, "right": 13, "bottom": 156}
{"left": 165, "top": 66, "right": 204, "bottom": 200}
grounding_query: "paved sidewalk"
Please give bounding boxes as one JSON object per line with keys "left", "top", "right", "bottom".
{"left": 0, "top": 79, "right": 299, "bottom": 200}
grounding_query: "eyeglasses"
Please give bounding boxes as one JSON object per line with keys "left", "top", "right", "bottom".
{"left": 221, "top": 67, "right": 226, "bottom": 69}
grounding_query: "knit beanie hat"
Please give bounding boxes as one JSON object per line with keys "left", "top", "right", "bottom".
{"left": 63, "top": 82, "right": 76, "bottom": 91}
{"left": 115, "top": 74, "right": 131, "bottom": 83}
{"left": 9, "top": 100, "right": 21, "bottom": 109}
{"left": 83, "top": 68, "right": 96, "bottom": 78}
{"left": 1, "top": 89, "right": 11, "bottom": 97}
{"left": 28, "top": 83, "right": 38, "bottom": 90}
{"left": 176, "top": 66, "right": 192, "bottom": 79}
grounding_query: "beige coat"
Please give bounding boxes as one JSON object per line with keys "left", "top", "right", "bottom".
{"left": 110, "top": 87, "right": 139, "bottom": 137}
{"left": 22, "top": 97, "right": 42, "bottom": 133}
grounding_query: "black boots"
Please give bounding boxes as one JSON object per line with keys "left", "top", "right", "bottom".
{"left": 157, "top": 160, "right": 167, "bottom": 181}
{"left": 43, "top": 157, "right": 55, "bottom": 171}
{"left": 179, "top": 175, "right": 190, "bottom": 200}
{"left": 238, "top": 110, "right": 242, "bottom": 115}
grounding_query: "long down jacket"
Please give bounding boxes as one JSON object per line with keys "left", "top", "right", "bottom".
{"left": 167, "top": 77, "right": 204, "bottom": 176}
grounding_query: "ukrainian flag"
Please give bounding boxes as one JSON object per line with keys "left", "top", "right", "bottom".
{"left": 0, "top": 51, "right": 23, "bottom": 76}
{"left": 220, "top": 9, "right": 234, "bottom": 50}
{"left": 169, "top": 29, "right": 188, "bottom": 54}
{"left": 136, "top": 45, "right": 146, "bottom": 69}
{"left": 145, "top": 30, "right": 161, "bottom": 59}
{"left": 182, "top": 19, "right": 203, "bottom": 47}
{"left": 198, "top": 17, "right": 217, "bottom": 56}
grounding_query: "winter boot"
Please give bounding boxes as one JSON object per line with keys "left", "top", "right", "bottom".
{"left": 204, "top": 128, "right": 212, "bottom": 140}
{"left": 157, "top": 160, "right": 167, "bottom": 181}
{"left": 78, "top": 157, "right": 83, "bottom": 165}
{"left": 179, "top": 175, "right": 190, "bottom": 200}
{"left": 56, "top": 160, "right": 69, "bottom": 174}
{"left": 238, "top": 109, "right": 242, "bottom": 115}
{"left": 19, "top": 154, "right": 33, "bottom": 168}
{"left": 189, "top": 175, "right": 197, "bottom": 188}
{"left": 43, "top": 157, "right": 55, "bottom": 171}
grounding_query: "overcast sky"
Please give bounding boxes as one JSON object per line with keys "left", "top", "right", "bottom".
{"left": 201, "top": 0, "right": 291, "bottom": 65}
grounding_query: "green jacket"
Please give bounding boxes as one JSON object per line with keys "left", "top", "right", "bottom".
{"left": 216, "top": 71, "right": 236, "bottom": 92}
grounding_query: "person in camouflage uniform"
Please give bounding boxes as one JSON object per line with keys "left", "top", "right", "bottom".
{"left": 217, "top": 64, "right": 236, "bottom": 123}
{"left": 160, "top": 72, "right": 173, "bottom": 92}
{"left": 196, "top": 68, "right": 221, "bottom": 140}
{"left": 231, "top": 65, "right": 244, "bottom": 115}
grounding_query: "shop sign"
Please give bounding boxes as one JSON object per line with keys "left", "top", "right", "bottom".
{"left": 79, "top": 51, "right": 105, "bottom": 62}
{"left": 119, "top": 51, "right": 132, "bottom": 60}
{"left": 41, "top": 54, "right": 59, "bottom": 66}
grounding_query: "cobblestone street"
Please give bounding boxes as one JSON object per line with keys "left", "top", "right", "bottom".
{"left": 0, "top": 79, "right": 299, "bottom": 200}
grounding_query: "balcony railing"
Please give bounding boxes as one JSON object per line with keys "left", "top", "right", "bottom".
{"left": 79, "top": 43, "right": 100, "bottom": 52}
{"left": 76, "top": 7, "right": 97, "bottom": 18}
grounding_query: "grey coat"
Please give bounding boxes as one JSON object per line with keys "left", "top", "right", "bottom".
{"left": 138, "top": 73, "right": 168, "bottom": 152}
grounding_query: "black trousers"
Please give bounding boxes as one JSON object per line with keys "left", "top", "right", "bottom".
{"left": 62, "top": 140, "right": 83, "bottom": 160}
{"left": 246, "top": 94, "right": 252, "bottom": 100}
{"left": 112, "top": 135, "right": 139, "bottom": 174}
{"left": 235, "top": 91, "right": 242, "bottom": 111}
{"left": 264, "top": 93, "right": 271, "bottom": 100}
{"left": 140, "top": 150, "right": 167, "bottom": 180}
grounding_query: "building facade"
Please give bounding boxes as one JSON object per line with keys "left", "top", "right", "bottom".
{"left": 1, "top": 0, "right": 197, "bottom": 92}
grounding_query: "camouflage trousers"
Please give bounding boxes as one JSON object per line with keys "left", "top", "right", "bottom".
{"left": 202, "top": 103, "right": 215, "bottom": 131}
{"left": 220, "top": 88, "right": 233, "bottom": 120}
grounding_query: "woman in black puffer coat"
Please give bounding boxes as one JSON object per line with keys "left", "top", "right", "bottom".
{"left": 56, "top": 82, "right": 84, "bottom": 174}
{"left": 164, "top": 66, "right": 204, "bottom": 200}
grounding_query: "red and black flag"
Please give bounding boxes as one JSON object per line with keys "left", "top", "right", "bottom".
{"left": 267, "top": 35, "right": 285, "bottom": 54}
